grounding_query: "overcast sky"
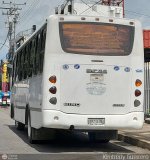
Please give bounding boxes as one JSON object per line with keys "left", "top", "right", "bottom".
{"left": 0, "top": 0, "right": 150, "bottom": 60}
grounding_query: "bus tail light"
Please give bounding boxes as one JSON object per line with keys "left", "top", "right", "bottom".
{"left": 135, "top": 90, "right": 141, "bottom": 97}
{"left": 49, "top": 76, "right": 56, "bottom": 83}
{"left": 49, "top": 97, "right": 57, "bottom": 105}
{"left": 134, "top": 100, "right": 141, "bottom": 107}
{"left": 135, "top": 79, "right": 142, "bottom": 87}
{"left": 49, "top": 86, "right": 57, "bottom": 94}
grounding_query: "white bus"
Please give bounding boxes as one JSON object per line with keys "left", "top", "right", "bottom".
{"left": 11, "top": 13, "right": 144, "bottom": 143}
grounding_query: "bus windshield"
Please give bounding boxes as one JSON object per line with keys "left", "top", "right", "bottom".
{"left": 59, "top": 22, "right": 135, "bottom": 56}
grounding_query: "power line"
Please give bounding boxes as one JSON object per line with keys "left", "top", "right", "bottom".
{"left": 80, "top": 0, "right": 105, "bottom": 15}
{"left": 0, "top": 43, "right": 9, "bottom": 48}
{"left": 79, "top": 0, "right": 102, "bottom": 15}
{"left": 18, "top": 0, "right": 42, "bottom": 29}
{"left": 0, "top": 31, "right": 9, "bottom": 52}
{"left": 18, "top": 0, "right": 42, "bottom": 30}
{"left": 19, "top": 0, "right": 38, "bottom": 21}
{"left": 0, "top": 1, "right": 26, "bottom": 62}
{"left": 19, "top": 0, "right": 48, "bottom": 22}
{"left": 20, "top": 0, "right": 64, "bottom": 23}
{"left": 19, "top": 0, "right": 63, "bottom": 30}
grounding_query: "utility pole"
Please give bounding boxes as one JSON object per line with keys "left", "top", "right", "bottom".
{"left": 0, "top": 1, "right": 26, "bottom": 62}
{"left": 0, "top": 1, "right": 26, "bottom": 92}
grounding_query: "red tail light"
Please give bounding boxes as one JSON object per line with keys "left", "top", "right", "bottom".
{"left": 135, "top": 90, "right": 141, "bottom": 97}
{"left": 49, "top": 86, "right": 57, "bottom": 94}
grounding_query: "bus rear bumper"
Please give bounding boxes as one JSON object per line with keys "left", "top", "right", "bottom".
{"left": 42, "top": 110, "right": 144, "bottom": 130}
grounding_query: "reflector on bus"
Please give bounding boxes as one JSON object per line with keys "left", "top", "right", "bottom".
{"left": 49, "top": 86, "right": 57, "bottom": 94}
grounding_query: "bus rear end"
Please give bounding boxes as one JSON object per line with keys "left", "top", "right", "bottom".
{"left": 43, "top": 15, "right": 144, "bottom": 140}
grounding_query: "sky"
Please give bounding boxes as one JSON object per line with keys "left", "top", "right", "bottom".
{"left": 0, "top": 0, "right": 150, "bottom": 60}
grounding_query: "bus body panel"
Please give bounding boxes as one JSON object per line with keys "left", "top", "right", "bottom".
{"left": 12, "top": 82, "right": 29, "bottom": 124}
{"left": 42, "top": 15, "right": 144, "bottom": 129}
{"left": 60, "top": 64, "right": 132, "bottom": 115}
{"left": 11, "top": 15, "right": 144, "bottom": 131}
{"left": 41, "top": 110, "right": 144, "bottom": 130}
{"left": 29, "top": 75, "right": 43, "bottom": 111}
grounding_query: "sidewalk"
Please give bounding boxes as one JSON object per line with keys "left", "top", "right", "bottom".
{"left": 118, "top": 121, "right": 150, "bottom": 150}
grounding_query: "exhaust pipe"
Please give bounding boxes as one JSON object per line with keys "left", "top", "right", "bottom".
{"left": 69, "top": 125, "right": 74, "bottom": 131}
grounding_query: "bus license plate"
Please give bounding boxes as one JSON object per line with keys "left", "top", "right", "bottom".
{"left": 88, "top": 118, "right": 105, "bottom": 125}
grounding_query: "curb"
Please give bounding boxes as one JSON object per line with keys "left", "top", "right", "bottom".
{"left": 118, "top": 133, "right": 150, "bottom": 150}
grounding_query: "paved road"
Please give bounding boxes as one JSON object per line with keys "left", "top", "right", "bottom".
{"left": 0, "top": 107, "right": 150, "bottom": 160}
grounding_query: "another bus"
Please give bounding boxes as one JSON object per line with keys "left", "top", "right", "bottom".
{"left": 11, "top": 13, "right": 144, "bottom": 143}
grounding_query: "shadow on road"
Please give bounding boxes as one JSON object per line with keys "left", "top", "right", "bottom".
{"left": 8, "top": 125, "right": 133, "bottom": 153}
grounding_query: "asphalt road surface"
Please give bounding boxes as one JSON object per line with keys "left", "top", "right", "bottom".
{"left": 0, "top": 107, "right": 150, "bottom": 160}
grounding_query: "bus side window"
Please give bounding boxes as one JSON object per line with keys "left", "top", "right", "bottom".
{"left": 35, "top": 34, "right": 39, "bottom": 74}
{"left": 28, "top": 41, "right": 33, "bottom": 77}
{"left": 18, "top": 51, "right": 23, "bottom": 81}
{"left": 17, "top": 54, "right": 20, "bottom": 81}
{"left": 32, "top": 38, "right": 37, "bottom": 75}
{"left": 23, "top": 47, "right": 28, "bottom": 79}
{"left": 40, "top": 30, "right": 43, "bottom": 51}
{"left": 22, "top": 48, "right": 24, "bottom": 79}
{"left": 26, "top": 43, "right": 30, "bottom": 77}
{"left": 15, "top": 55, "right": 18, "bottom": 81}
{"left": 21, "top": 49, "right": 25, "bottom": 80}
{"left": 38, "top": 33, "right": 42, "bottom": 72}
{"left": 12, "top": 56, "right": 16, "bottom": 86}
{"left": 17, "top": 52, "right": 19, "bottom": 80}
{"left": 39, "top": 28, "right": 46, "bottom": 73}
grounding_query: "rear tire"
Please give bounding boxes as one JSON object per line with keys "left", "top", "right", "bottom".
{"left": 27, "top": 112, "right": 37, "bottom": 144}
{"left": 27, "top": 110, "right": 56, "bottom": 143}
{"left": 28, "top": 112, "right": 39, "bottom": 144}
{"left": 10, "top": 104, "right": 14, "bottom": 119}
{"left": 15, "top": 121, "right": 25, "bottom": 130}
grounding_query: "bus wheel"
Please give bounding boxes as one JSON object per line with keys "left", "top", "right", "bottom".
{"left": 15, "top": 121, "right": 25, "bottom": 130}
{"left": 27, "top": 113, "right": 36, "bottom": 144}
{"left": 10, "top": 104, "right": 14, "bottom": 118}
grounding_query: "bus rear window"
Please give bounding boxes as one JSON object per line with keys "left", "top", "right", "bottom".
{"left": 59, "top": 22, "right": 134, "bottom": 56}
